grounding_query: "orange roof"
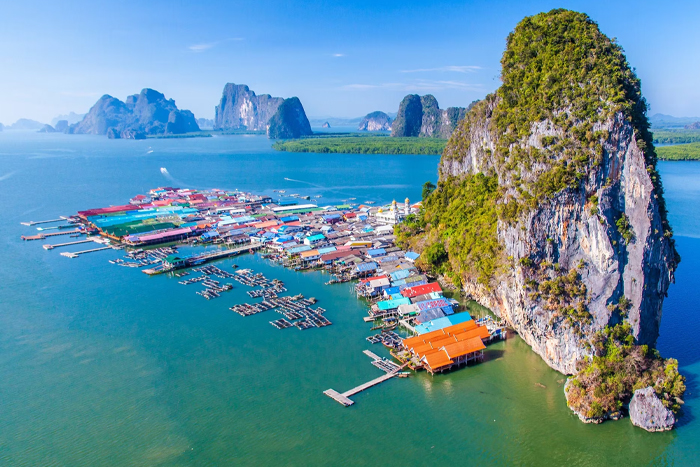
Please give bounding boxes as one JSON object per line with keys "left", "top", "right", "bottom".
{"left": 411, "top": 342, "right": 436, "bottom": 355}
{"left": 253, "top": 220, "right": 279, "bottom": 228}
{"left": 441, "top": 337, "right": 486, "bottom": 359}
{"left": 424, "top": 351, "right": 453, "bottom": 370}
{"left": 453, "top": 326, "right": 490, "bottom": 342}
{"left": 300, "top": 250, "right": 320, "bottom": 258}
{"left": 402, "top": 319, "right": 479, "bottom": 349}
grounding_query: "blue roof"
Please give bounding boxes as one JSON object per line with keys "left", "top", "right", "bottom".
{"left": 377, "top": 297, "right": 411, "bottom": 311}
{"left": 384, "top": 286, "right": 401, "bottom": 296}
{"left": 367, "top": 248, "right": 386, "bottom": 257}
{"left": 390, "top": 269, "right": 411, "bottom": 281}
{"left": 355, "top": 262, "right": 378, "bottom": 272}
{"left": 280, "top": 215, "right": 299, "bottom": 222}
{"left": 323, "top": 214, "right": 341, "bottom": 221}
{"left": 405, "top": 251, "right": 420, "bottom": 261}
{"left": 317, "top": 246, "right": 337, "bottom": 255}
{"left": 306, "top": 234, "right": 326, "bottom": 241}
{"left": 414, "top": 312, "right": 473, "bottom": 334}
{"left": 288, "top": 245, "right": 312, "bottom": 254}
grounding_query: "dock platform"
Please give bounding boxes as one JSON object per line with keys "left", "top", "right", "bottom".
{"left": 21, "top": 218, "right": 66, "bottom": 226}
{"left": 60, "top": 246, "right": 113, "bottom": 258}
{"left": 43, "top": 239, "right": 93, "bottom": 250}
{"left": 324, "top": 351, "right": 408, "bottom": 406}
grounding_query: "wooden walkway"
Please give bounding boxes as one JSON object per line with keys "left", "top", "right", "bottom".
{"left": 21, "top": 218, "right": 66, "bottom": 226}
{"left": 43, "top": 239, "right": 93, "bottom": 250}
{"left": 60, "top": 246, "right": 113, "bottom": 258}
{"left": 22, "top": 229, "right": 82, "bottom": 241}
{"left": 324, "top": 353, "right": 409, "bottom": 407}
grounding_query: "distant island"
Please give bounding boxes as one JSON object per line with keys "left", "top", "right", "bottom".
{"left": 273, "top": 134, "right": 445, "bottom": 155}
{"left": 68, "top": 88, "right": 200, "bottom": 139}
{"left": 358, "top": 111, "right": 392, "bottom": 131}
{"left": 215, "top": 83, "right": 312, "bottom": 139}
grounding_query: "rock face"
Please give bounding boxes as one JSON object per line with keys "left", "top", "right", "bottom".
{"left": 629, "top": 387, "right": 675, "bottom": 432}
{"left": 54, "top": 120, "right": 69, "bottom": 133}
{"left": 358, "top": 111, "right": 392, "bottom": 131}
{"left": 214, "top": 83, "right": 284, "bottom": 131}
{"left": 427, "top": 10, "right": 678, "bottom": 374}
{"left": 391, "top": 95, "right": 465, "bottom": 138}
{"left": 9, "top": 119, "right": 45, "bottom": 130}
{"left": 684, "top": 121, "right": 700, "bottom": 130}
{"left": 266, "top": 97, "right": 313, "bottom": 139}
{"left": 196, "top": 118, "right": 215, "bottom": 130}
{"left": 38, "top": 124, "right": 56, "bottom": 133}
{"left": 51, "top": 112, "right": 85, "bottom": 126}
{"left": 322, "top": 122, "right": 331, "bottom": 129}
{"left": 106, "top": 128, "right": 146, "bottom": 140}
{"left": 71, "top": 89, "right": 199, "bottom": 137}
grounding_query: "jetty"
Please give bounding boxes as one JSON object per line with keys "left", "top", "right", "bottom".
{"left": 21, "top": 218, "right": 67, "bottom": 227}
{"left": 324, "top": 351, "right": 408, "bottom": 406}
{"left": 43, "top": 239, "right": 94, "bottom": 250}
{"left": 21, "top": 229, "right": 83, "bottom": 241}
{"left": 60, "top": 246, "right": 113, "bottom": 258}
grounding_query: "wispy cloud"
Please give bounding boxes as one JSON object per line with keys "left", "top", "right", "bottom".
{"left": 400, "top": 65, "right": 482, "bottom": 74}
{"left": 60, "top": 91, "right": 100, "bottom": 98}
{"left": 332, "top": 53, "right": 345, "bottom": 57}
{"left": 341, "top": 80, "right": 484, "bottom": 92}
{"left": 188, "top": 37, "right": 244, "bottom": 53}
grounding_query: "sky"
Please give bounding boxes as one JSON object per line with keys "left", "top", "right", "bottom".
{"left": 1, "top": 0, "right": 699, "bottom": 124}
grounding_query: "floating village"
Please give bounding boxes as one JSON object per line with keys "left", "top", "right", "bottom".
{"left": 21, "top": 186, "right": 507, "bottom": 406}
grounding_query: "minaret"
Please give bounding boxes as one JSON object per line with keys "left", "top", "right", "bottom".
{"left": 404, "top": 197, "right": 410, "bottom": 215}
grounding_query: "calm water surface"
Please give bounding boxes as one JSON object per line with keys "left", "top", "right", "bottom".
{"left": 0, "top": 132, "right": 698, "bottom": 466}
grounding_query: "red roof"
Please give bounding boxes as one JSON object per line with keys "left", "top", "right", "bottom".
{"left": 78, "top": 204, "right": 140, "bottom": 217}
{"left": 401, "top": 282, "right": 442, "bottom": 298}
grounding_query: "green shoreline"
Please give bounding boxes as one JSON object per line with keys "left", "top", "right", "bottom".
{"left": 273, "top": 135, "right": 446, "bottom": 155}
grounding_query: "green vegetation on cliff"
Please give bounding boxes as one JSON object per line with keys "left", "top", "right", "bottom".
{"left": 273, "top": 135, "right": 446, "bottom": 155}
{"left": 566, "top": 323, "right": 685, "bottom": 420}
{"left": 656, "top": 142, "right": 700, "bottom": 161}
{"left": 396, "top": 174, "right": 502, "bottom": 287}
{"left": 425, "top": 8, "right": 675, "bottom": 288}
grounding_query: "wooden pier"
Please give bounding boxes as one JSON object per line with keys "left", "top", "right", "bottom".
{"left": 21, "top": 229, "right": 83, "bottom": 241}
{"left": 43, "top": 239, "right": 94, "bottom": 250}
{"left": 324, "top": 351, "right": 408, "bottom": 406}
{"left": 21, "top": 217, "right": 67, "bottom": 226}
{"left": 60, "top": 246, "right": 113, "bottom": 258}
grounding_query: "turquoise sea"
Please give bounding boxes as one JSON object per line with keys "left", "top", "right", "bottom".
{"left": 0, "top": 131, "right": 698, "bottom": 466}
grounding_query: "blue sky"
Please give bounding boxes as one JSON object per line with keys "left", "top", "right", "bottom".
{"left": 1, "top": 0, "right": 699, "bottom": 124}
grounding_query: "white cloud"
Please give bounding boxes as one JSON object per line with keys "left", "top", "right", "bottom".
{"left": 60, "top": 91, "right": 101, "bottom": 98}
{"left": 188, "top": 38, "right": 244, "bottom": 53}
{"left": 332, "top": 53, "right": 345, "bottom": 57}
{"left": 341, "top": 80, "right": 483, "bottom": 92}
{"left": 400, "top": 65, "right": 482, "bottom": 74}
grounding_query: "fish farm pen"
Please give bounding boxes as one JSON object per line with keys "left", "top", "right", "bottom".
{"left": 21, "top": 186, "right": 508, "bottom": 405}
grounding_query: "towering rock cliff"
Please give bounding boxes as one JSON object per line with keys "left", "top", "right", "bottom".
{"left": 266, "top": 97, "right": 313, "bottom": 139}
{"left": 401, "top": 9, "right": 679, "bottom": 376}
{"left": 214, "top": 84, "right": 284, "bottom": 131}
{"left": 391, "top": 95, "right": 466, "bottom": 138}
{"left": 71, "top": 89, "right": 199, "bottom": 136}
{"left": 359, "top": 111, "right": 393, "bottom": 131}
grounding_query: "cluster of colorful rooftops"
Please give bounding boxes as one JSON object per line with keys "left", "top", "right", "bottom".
{"left": 69, "top": 186, "right": 505, "bottom": 377}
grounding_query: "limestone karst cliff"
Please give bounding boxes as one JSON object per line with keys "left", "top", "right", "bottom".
{"left": 71, "top": 89, "right": 199, "bottom": 136}
{"left": 266, "top": 97, "right": 313, "bottom": 139}
{"left": 214, "top": 83, "right": 284, "bottom": 131}
{"left": 358, "top": 111, "right": 393, "bottom": 131}
{"left": 391, "top": 95, "right": 466, "bottom": 139}
{"left": 399, "top": 9, "right": 679, "bottom": 376}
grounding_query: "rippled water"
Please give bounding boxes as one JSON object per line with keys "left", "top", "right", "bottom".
{"left": 0, "top": 132, "right": 697, "bottom": 466}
